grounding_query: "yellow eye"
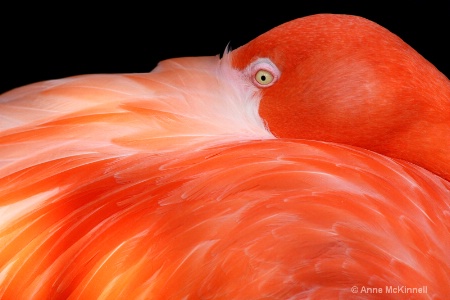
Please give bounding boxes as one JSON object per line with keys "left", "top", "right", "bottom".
{"left": 248, "top": 58, "right": 280, "bottom": 88}
{"left": 255, "top": 69, "right": 274, "bottom": 85}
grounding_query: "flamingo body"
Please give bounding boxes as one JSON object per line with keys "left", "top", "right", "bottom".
{"left": 0, "top": 14, "right": 449, "bottom": 299}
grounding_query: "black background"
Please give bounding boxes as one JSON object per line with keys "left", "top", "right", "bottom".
{"left": 1, "top": 2, "right": 449, "bottom": 94}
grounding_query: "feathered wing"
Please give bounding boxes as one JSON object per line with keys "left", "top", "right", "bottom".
{"left": 0, "top": 54, "right": 449, "bottom": 299}
{"left": 0, "top": 54, "right": 272, "bottom": 176}
{"left": 0, "top": 138, "right": 449, "bottom": 299}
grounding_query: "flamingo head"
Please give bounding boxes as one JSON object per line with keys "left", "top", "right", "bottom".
{"left": 230, "top": 14, "right": 450, "bottom": 180}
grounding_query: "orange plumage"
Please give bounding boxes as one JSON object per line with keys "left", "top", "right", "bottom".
{"left": 0, "top": 14, "right": 449, "bottom": 299}
{"left": 232, "top": 14, "right": 450, "bottom": 181}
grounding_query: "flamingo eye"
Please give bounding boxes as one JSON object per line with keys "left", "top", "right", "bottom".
{"left": 255, "top": 69, "right": 274, "bottom": 85}
{"left": 249, "top": 58, "right": 280, "bottom": 88}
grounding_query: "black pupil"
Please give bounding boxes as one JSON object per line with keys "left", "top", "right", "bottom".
{"left": 260, "top": 75, "right": 266, "bottom": 82}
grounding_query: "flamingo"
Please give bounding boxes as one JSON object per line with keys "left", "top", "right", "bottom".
{"left": 0, "top": 13, "right": 449, "bottom": 299}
